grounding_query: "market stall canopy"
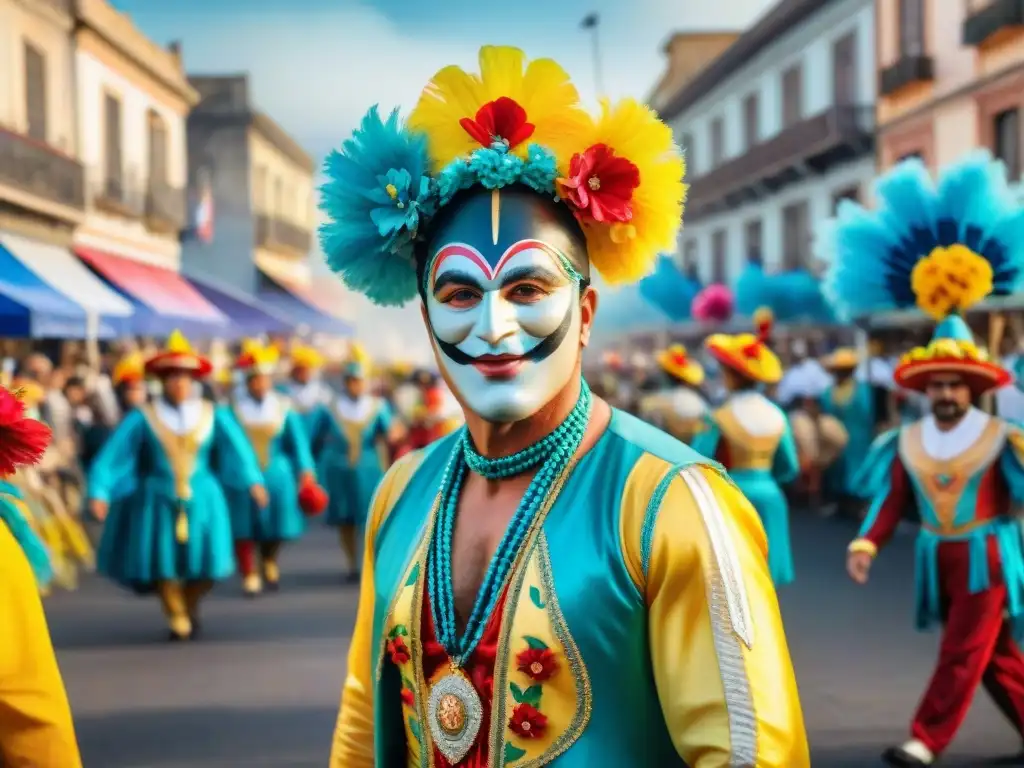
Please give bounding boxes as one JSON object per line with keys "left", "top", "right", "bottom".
{"left": 76, "top": 247, "right": 229, "bottom": 337}
{"left": 256, "top": 269, "right": 353, "bottom": 336}
{"left": 186, "top": 273, "right": 294, "bottom": 336}
{"left": 0, "top": 233, "right": 134, "bottom": 337}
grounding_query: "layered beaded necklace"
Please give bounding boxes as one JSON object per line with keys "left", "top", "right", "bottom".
{"left": 424, "top": 379, "right": 591, "bottom": 761}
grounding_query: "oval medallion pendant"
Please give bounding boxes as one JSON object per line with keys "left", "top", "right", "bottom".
{"left": 427, "top": 671, "right": 483, "bottom": 763}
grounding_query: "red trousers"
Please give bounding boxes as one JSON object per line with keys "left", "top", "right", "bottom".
{"left": 912, "top": 537, "right": 1024, "bottom": 754}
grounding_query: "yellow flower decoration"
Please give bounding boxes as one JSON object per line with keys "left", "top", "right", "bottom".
{"left": 899, "top": 338, "right": 988, "bottom": 365}
{"left": 910, "top": 243, "right": 994, "bottom": 320}
{"left": 408, "top": 46, "right": 590, "bottom": 173}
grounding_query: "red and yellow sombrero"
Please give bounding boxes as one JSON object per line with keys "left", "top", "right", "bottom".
{"left": 112, "top": 352, "right": 145, "bottom": 386}
{"left": 235, "top": 339, "right": 280, "bottom": 376}
{"left": 655, "top": 344, "right": 704, "bottom": 387}
{"left": 704, "top": 306, "right": 782, "bottom": 385}
{"left": 145, "top": 330, "right": 213, "bottom": 379}
{"left": 822, "top": 347, "right": 859, "bottom": 372}
{"left": 894, "top": 316, "right": 1010, "bottom": 395}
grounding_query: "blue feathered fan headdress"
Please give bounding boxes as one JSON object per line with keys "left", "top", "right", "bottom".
{"left": 820, "top": 150, "right": 1024, "bottom": 322}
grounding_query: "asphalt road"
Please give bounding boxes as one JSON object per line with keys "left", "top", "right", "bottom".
{"left": 45, "top": 513, "right": 1024, "bottom": 767}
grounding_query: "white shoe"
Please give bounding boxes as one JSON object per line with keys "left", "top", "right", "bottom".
{"left": 883, "top": 739, "right": 935, "bottom": 766}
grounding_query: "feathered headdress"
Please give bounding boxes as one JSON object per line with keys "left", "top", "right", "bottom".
{"left": 290, "top": 344, "right": 325, "bottom": 371}
{"left": 145, "top": 330, "right": 213, "bottom": 378}
{"left": 112, "top": 352, "right": 145, "bottom": 386}
{"left": 343, "top": 342, "right": 371, "bottom": 378}
{"left": 820, "top": 151, "right": 1024, "bottom": 394}
{"left": 319, "top": 45, "right": 686, "bottom": 306}
{"left": 235, "top": 339, "right": 280, "bottom": 375}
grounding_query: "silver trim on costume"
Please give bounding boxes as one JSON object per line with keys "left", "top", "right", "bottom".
{"left": 680, "top": 467, "right": 758, "bottom": 767}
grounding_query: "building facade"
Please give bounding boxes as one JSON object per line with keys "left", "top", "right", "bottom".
{"left": 72, "top": 0, "right": 195, "bottom": 269}
{"left": 876, "top": 0, "right": 1024, "bottom": 178}
{"left": 182, "top": 75, "right": 315, "bottom": 293}
{"left": 0, "top": 0, "right": 83, "bottom": 244}
{"left": 657, "top": 0, "right": 876, "bottom": 286}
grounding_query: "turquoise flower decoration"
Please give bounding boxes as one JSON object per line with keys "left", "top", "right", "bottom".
{"left": 368, "top": 168, "right": 435, "bottom": 254}
{"left": 437, "top": 142, "right": 559, "bottom": 207}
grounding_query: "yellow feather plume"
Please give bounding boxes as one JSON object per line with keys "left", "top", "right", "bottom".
{"left": 408, "top": 46, "right": 590, "bottom": 173}
{"left": 348, "top": 341, "right": 369, "bottom": 365}
{"left": 112, "top": 352, "right": 145, "bottom": 386}
{"left": 166, "top": 330, "right": 193, "bottom": 354}
{"left": 239, "top": 339, "right": 279, "bottom": 368}
{"left": 290, "top": 345, "right": 325, "bottom": 370}
{"left": 571, "top": 99, "right": 686, "bottom": 284}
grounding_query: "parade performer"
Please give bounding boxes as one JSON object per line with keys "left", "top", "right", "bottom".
{"left": 640, "top": 342, "right": 707, "bottom": 444}
{"left": 820, "top": 347, "right": 875, "bottom": 510}
{"left": 283, "top": 344, "right": 333, "bottom": 442}
{"left": 88, "top": 331, "right": 268, "bottom": 641}
{"left": 321, "top": 45, "right": 807, "bottom": 766}
{"left": 320, "top": 343, "right": 397, "bottom": 580}
{"left": 228, "top": 341, "right": 325, "bottom": 595}
{"left": 824, "top": 152, "right": 1024, "bottom": 767}
{"left": 0, "top": 385, "right": 82, "bottom": 766}
{"left": 112, "top": 351, "right": 148, "bottom": 415}
{"left": 693, "top": 314, "right": 800, "bottom": 586}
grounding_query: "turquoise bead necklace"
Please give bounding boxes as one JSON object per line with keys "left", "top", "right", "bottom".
{"left": 427, "top": 379, "right": 592, "bottom": 667}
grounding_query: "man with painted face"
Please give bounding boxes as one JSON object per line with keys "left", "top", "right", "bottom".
{"left": 824, "top": 153, "right": 1024, "bottom": 767}
{"left": 322, "top": 46, "right": 807, "bottom": 766}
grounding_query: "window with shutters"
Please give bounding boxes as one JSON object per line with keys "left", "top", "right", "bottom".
{"left": 711, "top": 229, "right": 727, "bottom": 284}
{"left": 832, "top": 32, "right": 858, "bottom": 106}
{"left": 743, "top": 93, "right": 759, "bottom": 150}
{"left": 994, "top": 108, "right": 1021, "bottom": 182}
{"left": 710, "top": 117, "right": 725, "bottom": 167}
{"left": 898, "top": 0, "right": 925, "bottom": 57}
{"left": 781, "top": 201, "right": 810, "bottom": 271}
{"left": 24, "top": 41, "right": 47, "bottom": 142}
{"left": 147, "top": 112, "right": 168, "bottom": 187}
{"left": 782, "top": 65, "right": 803, "bottom": 128}
{"left": 744, "top": 219, "right": 763, "bottom": 262}
{"left": 104, "top": 94, "right": 123, "bottom": 198}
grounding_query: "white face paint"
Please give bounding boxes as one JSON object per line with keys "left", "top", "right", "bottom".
{"left": 426, "top": 239, "right": 581, "bottom": 423}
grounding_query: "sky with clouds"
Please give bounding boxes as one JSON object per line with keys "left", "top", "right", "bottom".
{"left": 115, "top": 0, "right": 773, "bottom": 356}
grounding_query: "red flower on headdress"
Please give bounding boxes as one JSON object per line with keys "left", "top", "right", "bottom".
{"left": 509, "top": 703, "right": 548, "bottom": 739}
{"left": 460, "top": 97, "right": 536, "bottom": 150}
{"left": 516, "top": 647, "right": 559, "bottom": 682}
{"left": 558, "top": 143, "right": 640, "bottom": 224}
{"left": 0, "top": 388, "right": 51, "bottom": 476}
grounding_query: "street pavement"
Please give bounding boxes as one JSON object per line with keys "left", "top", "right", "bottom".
{"left": 45, "top": 512, "right": 1024, "bottom": 767}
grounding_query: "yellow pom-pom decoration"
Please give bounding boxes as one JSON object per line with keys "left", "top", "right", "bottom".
{"left": 408, "top": 46, "right": 590, "bottom": 173}
{"left": 166, "top": 329, "right": 193, "bottom": 354}
{"left": 563, "top": 98, "right": 686, "bottom": 285}
{"left": 909, "top": 244, "right": 994, "bottom": 320}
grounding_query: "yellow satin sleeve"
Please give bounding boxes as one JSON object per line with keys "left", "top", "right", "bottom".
{"left": 329, "top": 449, "right": 425, "bottom": 767}
{"left": 0, "top": 524, "right": 82, "bottom": 767}
{"left": 645, "top": 464, "right": 809, "bottom": 767}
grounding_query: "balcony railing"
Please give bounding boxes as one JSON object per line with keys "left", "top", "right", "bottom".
{"left": 0, "top": 127, "right": 85, "bottom": 214}
{"left": 255, "top": 214, "right": 312, "bottom": 255}
{"left": 144, "top": 181, "right": 186, "bottom": 234}
{"left": 879, "top": 54, "right": 934, "bottom": 97}
{"left": 686, "top": 105, "right": 874, "bottom": 222}
{"left": 963, "top": 0, "right": 1024, "bottom": 46}
{"left": 91, "top": 171, "right": 144, "bottom": 218}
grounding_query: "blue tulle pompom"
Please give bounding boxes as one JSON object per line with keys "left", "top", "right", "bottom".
{"left": 318, "top": 107, "right": 436, "bottom": 306}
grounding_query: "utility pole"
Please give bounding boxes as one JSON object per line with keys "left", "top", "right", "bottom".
{"left": 580, "top": 13, "right": 605, "bottom": 97}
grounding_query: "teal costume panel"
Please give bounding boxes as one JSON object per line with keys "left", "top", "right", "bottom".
{"left": 821, "top": 380, "right": 875, "bottom": 496}
{"left": 89, "top": 405, "right": 263, "bottom": 587}
{"left": 0, "top": 481, "right": 52, "bottom": 586}
{"left": 691, "top": 413, "right": 799, "bottom": 586}
{"left": 224, "top": 407, "right": 315, "bottom": 542}
{"left": 369, "top": 411, "right": 715, "bottom": 765}
{"left": 854, "top": 426, "right": 1024, "bottom": 637}
{"left": 321, "top": 399, "right": 393, "bottom": 527}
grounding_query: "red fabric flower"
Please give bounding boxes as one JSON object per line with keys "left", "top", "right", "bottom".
{"left": 0, "top": 388, "right": 51, "bottom": 476}
{"left": 509, "top": 703, "right": 547, "bottom": 739}
{"left": 558, "top": 143, "right": 640, "bottom": 223}
{"left": 515, "top": 648, "right": 558, "bottom": 682}
{"left": 387, "top": 636, "right": 411, "bottom": 666}
{"left": 400, "top": 688, "right": 415, "bottom": 707}
{"left": 297, "top": 476, "right": 328, "bottom": 516}
{"left": 460, "top": 97, "right": 535, "bottom": 150}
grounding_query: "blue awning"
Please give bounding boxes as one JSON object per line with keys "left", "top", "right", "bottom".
{"left": 187, "top": 274, "right": 295, "bottom": 336}
{"left": 257, "top": 271, "right": 353, "bottom": 336}
{"left": 0, "top": 240, "right": 120, "bottom": 338}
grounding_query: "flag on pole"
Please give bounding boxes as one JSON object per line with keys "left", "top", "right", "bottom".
{"left": 580, "top": 12, "right": 599, "bottom": 29}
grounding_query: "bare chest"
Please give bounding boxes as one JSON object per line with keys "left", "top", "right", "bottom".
{"left": 447, "top": 479, "right": 527, "bottom": 628}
